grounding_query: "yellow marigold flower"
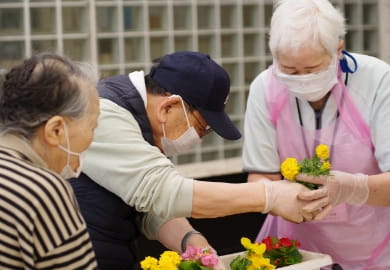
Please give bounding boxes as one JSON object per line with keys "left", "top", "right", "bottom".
{"left": 316, "top": 144, "right": 329, "bottom": 160}
{"left": 241, "top": 237, "right": 266, "bottom": 255}
{"left": 159, "top": 251, "right": 181, "bottom": 267}
{"left": 250, "top": 242, "right": 266, "bottom": 255}
{"left": 158, "top": 264, "right": 177, "bottom": 270}
{"left": 247, "top": 254, "right": 276, "bottom": 270}
{"left": 280, "top": 157, "right": 300, "bottom": 180}
{"left": 140, "top": 256, "right": 158, "bottom": 270}
{"left": 241, "top": 237, "right": 251, "bottom": 249}
{"left": 321, "top": 161, "right": 331, "bottom": 171}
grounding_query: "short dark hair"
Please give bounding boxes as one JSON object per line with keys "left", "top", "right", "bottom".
{"left": 144, "top": 74, "right": 167, "bottom": 95}
{"left": 144, "top": 74, "right": 196, "bottom": 113}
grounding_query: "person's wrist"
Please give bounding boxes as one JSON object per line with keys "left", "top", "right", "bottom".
{"left": 259, "top": 179, "right": 272, "bottom": 213}
{"left": 180, "top": 230, "right": 202, "bottom": 253}
{"left": 347, "top": 173, "right": 369, "bottom": 206}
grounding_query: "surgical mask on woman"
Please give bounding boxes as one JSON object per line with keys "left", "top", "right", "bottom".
{"left": 57, "top": 123, "right": 84, "bottom": 179}
{"left": 273, "top": 56, "right": 338, "bottom": 102}
{"left": 161, "top": 95, "right": 202, "bottom": 156}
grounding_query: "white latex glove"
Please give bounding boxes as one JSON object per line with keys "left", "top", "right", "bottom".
{"left": 297, "top": 170, "right": 369, "bottom": 207}
{"left": 261, "top": 179, "right": 329, "bottom": 223}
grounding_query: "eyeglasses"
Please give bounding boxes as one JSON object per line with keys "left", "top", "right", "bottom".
{"left": 191, "top": 110, "right": 212, "bottom": 138}
{"left": 181, "top": 101, "right": 212, "bottom": 137}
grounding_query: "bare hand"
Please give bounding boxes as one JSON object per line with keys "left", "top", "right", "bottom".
{"left": 213, "top": 256, "right": 227, "bottom": 270}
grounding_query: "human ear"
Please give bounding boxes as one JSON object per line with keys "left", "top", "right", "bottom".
{"left": 42, "top": 116, "right": 66, "bottom": 146}
{"left": 156, "top": 95, "right": 181, "bottom": 123}
{"left": 337, "top": 40, "right": 345, "bottom": 59}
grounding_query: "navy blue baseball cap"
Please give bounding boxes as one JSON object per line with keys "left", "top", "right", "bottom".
{"left": 149, "top": 51, "right": 241, "bottom": 140}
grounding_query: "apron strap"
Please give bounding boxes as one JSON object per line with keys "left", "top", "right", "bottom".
{"left": 364, "top": 231, "right": 390, "bottom": 269}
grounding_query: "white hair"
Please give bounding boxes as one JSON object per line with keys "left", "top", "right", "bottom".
{"left": 269, "top": 0, "right": 346, "bottom": 57}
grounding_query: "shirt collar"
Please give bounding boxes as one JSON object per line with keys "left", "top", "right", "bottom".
{"left": 0, "top": 133, "right": 48, "bottom": 168}
{"left": 128, "top": 70, "right": 147, "bottom": 108}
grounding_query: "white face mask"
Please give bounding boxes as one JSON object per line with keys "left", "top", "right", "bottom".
{"left": 161, "top": 95, "right": 202, "bottom": 156}
{"left": 273, "top": 56, "right": 338, "bottom": 102}
{"left": 57, "top": 123, "right": 84, "bottom": 179}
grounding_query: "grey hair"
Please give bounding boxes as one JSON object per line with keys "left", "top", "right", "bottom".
{"left": 269, "top": 0, "right": 346, "bottom": 57}
{"left": 0, "top": 53, "right": 99, "bottom": 139}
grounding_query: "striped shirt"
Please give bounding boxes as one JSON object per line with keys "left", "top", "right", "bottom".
{"left": 0, "top": 135, "right": 98, "bottom": 270}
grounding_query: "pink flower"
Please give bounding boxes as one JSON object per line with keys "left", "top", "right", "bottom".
{"left": 181, "top": 246, "right": 202, "bottom": 261}
{"left": 200, "top": 254, "right": 218, "bottom": 267}
{"left": 181, "top": 246, "right": 219, "bottom": 268}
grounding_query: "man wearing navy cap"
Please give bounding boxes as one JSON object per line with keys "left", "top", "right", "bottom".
{"left": 70, "top": 51, "right": 328, "bottom": 269}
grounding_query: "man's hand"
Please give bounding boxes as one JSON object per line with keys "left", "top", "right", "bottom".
{"left": 261, "top": 179, "right": 329, "bottom": 223}
{"left": 297, "top": 170, "right": 369, "bottom": 207}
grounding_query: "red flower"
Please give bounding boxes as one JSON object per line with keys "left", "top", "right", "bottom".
{"left": 261, "top": 236, "right": 273, "bottom": 250}
{"left": 280, "top": 237, "right": 292, "bottom": 247}
{"left": 261, "top": 236, "right": 303, "bottom": 267}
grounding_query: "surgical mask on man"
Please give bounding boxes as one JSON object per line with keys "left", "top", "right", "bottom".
{"left": 161, "top": 95, "right": 202, "bottom": 156}
{"left": 273, "top": 56, "right": 338, "bottom": 102}
{"left": 57, "top": 123, "right": 84, "bottom": 179}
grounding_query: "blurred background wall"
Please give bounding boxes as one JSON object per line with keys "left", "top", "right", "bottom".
{"left": 1, "top": 0, "right": 389, "bottom": 258}
{"left": 1, "top": 0, "right": 389, "bottom": 168}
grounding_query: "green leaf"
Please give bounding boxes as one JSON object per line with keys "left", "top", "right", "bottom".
{"left": 289, "top": 250, "right": 303, "bottom": 261}
{"left": 264, "top": 242, "right": 303, "bottom": 267}
{"left": 296, "top": 180, "right": 321, "bottom": 190}
{"left": 230, "top": 256, "right": 251, "bottom": 270}
{"left": 178, "top": 260, "right": 201, "bottom": 270}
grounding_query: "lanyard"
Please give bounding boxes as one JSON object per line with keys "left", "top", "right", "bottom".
{"left": 295, "top": 74, "right": 348, "bottom": 159}
{"left": 292, "top": 51, "right": 354, "bottom": 159}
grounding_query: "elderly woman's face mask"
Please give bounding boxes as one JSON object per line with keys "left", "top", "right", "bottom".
{"left": 57, "top": 123, "right": 84, "bottom": 179}
{"left": 273, "top": 56, "right": 339, "bottom": 102}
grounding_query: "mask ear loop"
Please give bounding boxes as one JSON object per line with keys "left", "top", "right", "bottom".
{"left": 340, "top": 50, "right": 358, "bottom": 73}
{"left": 58, "top": 123, "right": 81, "bottom": 157}
{"left": 162, "top": 94, "right": 192, "bottom": 137}
{"left": 168, "top": 94, "right": 191, "bottom": 128}
{"left": 161, "top": 123, "right": 167, "bottom": 138}
{"left": 179, "top": 98, "right": 191, "bottom": 129}
{"left": 58, "top": 123, "right": 71, "bottom": 166}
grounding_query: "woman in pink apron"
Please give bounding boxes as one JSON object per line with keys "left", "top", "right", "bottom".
{"left": 255, "top": 61, "right": 390, "bottom": 269}
{"left": 242, "top": 1, "right": 390, "bottom": 269}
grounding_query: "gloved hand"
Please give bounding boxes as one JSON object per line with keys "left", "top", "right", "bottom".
{"left": 297, "top": 170, "right": 369, "bottom": 207}
{"left": 261, "top": 179, "right": 329, "bottom": 223}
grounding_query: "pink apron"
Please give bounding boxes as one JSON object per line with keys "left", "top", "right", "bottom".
{"left": 255, "top": 65, "right": 390, "bottom": 269}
